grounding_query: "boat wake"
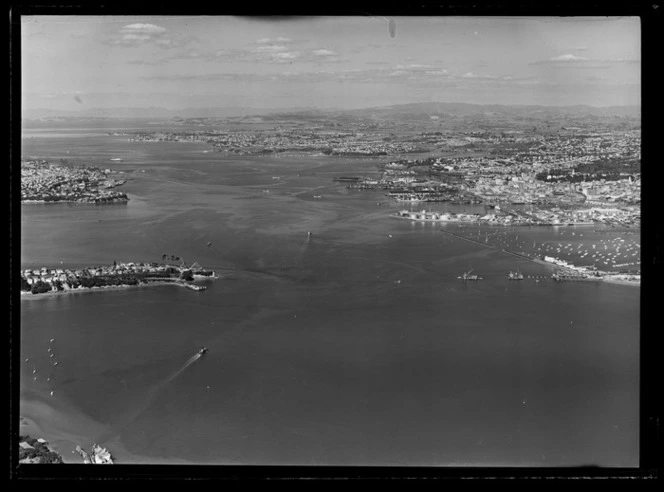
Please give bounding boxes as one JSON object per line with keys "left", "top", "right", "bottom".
{"left": 160, "top": 353, "right": 201, "bottom": 387}
{"left": 299, "top": 235, "right": 311, "bottom": 255}
{"left": 93, "top": 351, "right": 204, "bottom": 446}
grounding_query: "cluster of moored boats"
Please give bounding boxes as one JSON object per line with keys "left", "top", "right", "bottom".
{"left": 458, "top": 268, "right": 529, "bottom": 281}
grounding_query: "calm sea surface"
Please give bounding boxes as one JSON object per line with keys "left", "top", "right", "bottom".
{"left": 19, "top": 125, "right": 639, "bottom": 466}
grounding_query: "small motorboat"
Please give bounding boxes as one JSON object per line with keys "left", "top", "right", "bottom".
{"left": 198, "top": 347, "right": 208, "bottom": 356}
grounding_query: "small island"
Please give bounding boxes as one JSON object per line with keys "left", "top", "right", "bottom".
{"left": 21, "top": 158, "right": 129, "bottom": 204}
{"left": 20, "top": 258, "right": 217, "bottom": 296}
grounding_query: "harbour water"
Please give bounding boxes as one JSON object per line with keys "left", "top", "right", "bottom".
{"left": 19, "top": 124, "right": 639, "bottom": 466}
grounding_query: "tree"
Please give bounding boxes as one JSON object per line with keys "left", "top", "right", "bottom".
{"left": 31, "top": 281, "right": 51, "bottom": 295}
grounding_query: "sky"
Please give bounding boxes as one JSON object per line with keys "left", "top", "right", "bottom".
{"left": 20, "top": 16, "right": 641, "bottom": 113}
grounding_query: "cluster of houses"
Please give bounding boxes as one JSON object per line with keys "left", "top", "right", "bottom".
{"left": 21, "top": 260, "right": 218, "bottom": 294}
{"left": 21, "top": 159, "right": 128, "bottom": 203}
{"left": 127, "top": 128, "right": 425, "bottom": 156}
{"left": 20, "top": 262, "right": 182, "bottom": 290}
{"left": 395, "top": 209, "right": 545, "bottom": 226}
{"left": 367, "top": 128, "right": 640, "bottom": 226}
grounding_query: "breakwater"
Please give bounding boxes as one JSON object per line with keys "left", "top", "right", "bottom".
{"left": 438, "top": 229, "right": 493, "bottom": 248}
{"left": 439, "top": 230, "right": 604, "bottom": 282}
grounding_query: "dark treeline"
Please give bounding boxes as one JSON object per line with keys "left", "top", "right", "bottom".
{"left": 21, "top": 270, "right": 182, "bottom": 294}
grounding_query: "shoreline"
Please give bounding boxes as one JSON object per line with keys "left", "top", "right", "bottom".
{"left": 436, "top": 232, "right": 641, "bottom": 287}
{"left": 19, "top": 280, "right": 208, "bottom": 301}
{"left": 21, "top": 199, "right": 129, "bottom": 205}
{"left": 392, "top": 212, "right": 601, "bottom": 227}
{"left": 19, "top": 389, "right": 195, "bottom": 465}
{"left": 601, "top": 276, "right": 641, "bottom": 287}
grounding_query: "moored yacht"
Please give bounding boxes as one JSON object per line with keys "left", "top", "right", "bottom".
{"left": 458, "top": 269, "right": 482, "bottom": 281}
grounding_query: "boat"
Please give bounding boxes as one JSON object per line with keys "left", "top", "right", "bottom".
{"left": 508, "top": 269, "right": 524, "bottom": 280}
{"left": 198, "top": 347, "right": 208, "bottom": 356}
{"left": 110, "top": 158, "right": 123, "bottom": 162}
{"left": 458, "top": 269, "right": 481, "bottom": 281}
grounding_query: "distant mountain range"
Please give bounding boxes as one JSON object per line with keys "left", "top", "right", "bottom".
{"left": 352, "top": 102, "right": 641, "bottom": 118}
{"left": 22, "top": 102, "right": 640, "bottom": 121}
{"left": 21, "top": 106, "right": 318, "bottom": 120}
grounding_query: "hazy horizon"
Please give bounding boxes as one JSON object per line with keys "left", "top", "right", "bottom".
{"left": 21, "top": 16, "right": 641, "bottom": 114}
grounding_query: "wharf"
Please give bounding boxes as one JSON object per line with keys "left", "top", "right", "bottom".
{"left": 501, "top": 249, "right": 602, "bottom": 281}
{"left": 437, "top": 230, "right": 608, "bottom": 283}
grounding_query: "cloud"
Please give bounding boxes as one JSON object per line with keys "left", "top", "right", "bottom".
{"left": 256, "top": 37, "right": 293, "bottom": 44}
{"left": 125, "top": 33, "right": 150, "bottom": 41}
{"left": 121, "top": 23, "right": 167, "bottom": 34}
{"left": 253, "top": 44, "right": 288, "bottom": 53}
{"left": 106, "top": 22, "right": 194, "bottom": 50}
{"left": 550, "top": 54, "right": 590, "bottom": 62}
{"left": 530, "top": 54, "right": 640, "bottom": 67}
{"left": 530, "top": 54, "right": 589, "bottom": 65}
{"left": 139, "top": 68, "right": 542, "bottom": 89}
{"left": 33, "top": 91, "right": 86, "bottom": 100}
{"left": 154, "top": 37, "right": 191, "bottom": 48}
{"left": 273, "top": 52, "right": 300, "bottom": 60}
{"left": 396, "top": 64, "right": 432, "bottom": 70}
{"left": 237, "top": 16, "right": 316, "bottom": 22}
{"left": 313, "top": 49, "right": 336, "bottom": 57}
{"left": 126, "top": 59, "right": 166, "bottom": 66}
{"left": 141, "top": 72, "right": 270, "bottom": 83}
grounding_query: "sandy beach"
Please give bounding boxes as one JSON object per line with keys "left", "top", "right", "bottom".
{"left": 20, "top": 390, "right": 195, "bottom": 465}
{"left": 20, "top": 389, "right": 110, "bottom": 464}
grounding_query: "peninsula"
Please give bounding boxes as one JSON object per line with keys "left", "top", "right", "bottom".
{"left": 334, "top": 126, "right": 640, "bottom": 228}
{"left": 21, "top": 159, "right": 129, "bottom": 204}
{"left": 20, "top": 260, "right": 217, "bottom": 296}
